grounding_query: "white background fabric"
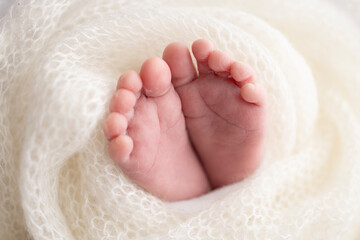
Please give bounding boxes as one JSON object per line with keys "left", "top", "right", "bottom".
{"left": 1, "top": 0, "right": 359, "bottom": 239}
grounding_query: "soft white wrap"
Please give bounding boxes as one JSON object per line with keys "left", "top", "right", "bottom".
{"left": 1, "top": 0, "right": 360, "bottom": 239}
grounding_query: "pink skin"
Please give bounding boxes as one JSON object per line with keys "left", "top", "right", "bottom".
{"left": 103, "top": 39, "right": 267, "bottom": 201}
{"left": 163, "top": 40, "right": 267, "bottom": 188}
{"left": 104, "top": 58, "right": 210, "bottom": 201}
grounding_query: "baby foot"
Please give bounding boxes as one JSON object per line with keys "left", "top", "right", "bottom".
{"left": 103, "top": 58, "right": 210, "bottom": 201}
{"left": 163, "top": 39, "right": 267, "bottom": 188}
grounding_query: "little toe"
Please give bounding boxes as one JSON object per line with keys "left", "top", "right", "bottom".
{"left": 240, "top": 82, "right": 266, "bottom": 105}
{"left": 163, "top": 42, "right": 197, "bottom": 87}
{"left": 109, "top": 89, "right": 137, "bottom": 114}
{"left": 103, "top": 112, "right": 128, "bottom": 140}
{"left": 109, "top": 134, "right": 134, "bottom": 165}
{"left": 192, "top": 39, "right": 214, "bottom": 74}
{"left": 208, "top": 50, "right": 234, "bottom": 74}
{"left": 231, "top": 61, "right": 255, "bottom": 87}
{"left": 117, "top": 70, "right": 142, "bottom": 95}
{"left": 140, "top": 57, "right": 171, "bottom": 97}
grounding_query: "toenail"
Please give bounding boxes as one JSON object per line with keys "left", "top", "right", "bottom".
{"left": 246, "top": 83, "right": 256, "bottom": 90}
{"left": 144, "top": 86, "right": 171, "bottom": 97}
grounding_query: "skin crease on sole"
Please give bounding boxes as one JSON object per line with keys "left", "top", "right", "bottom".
{"left": 104, "top": 39, "right": 267, "bottom": 201}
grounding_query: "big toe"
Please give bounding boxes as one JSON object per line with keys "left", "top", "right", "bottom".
{"left": 163, "top": 42, "right": 197, "bottom": 87}
{"left": 140, "top": 57, "right": 172, "bottom": 97}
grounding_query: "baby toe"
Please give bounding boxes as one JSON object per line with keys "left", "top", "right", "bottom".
{"left": 163, "top": 42, "right": 197, "bottom": 87}
{"left": 117, "top": 70, "right": 142, "bottom": 94}
{"left": 240, "top": 82, "right": 266, "bottom": 105}
{"left": 140, "top": 57, "right": 171, "bottom": 97}
{"left": 231, "top": 61, "right": 255, "bottom": 87}
{"left": 109, "top": 134, "right": 134, "bottom": 165}
{"left": 103, "top": 112, "right": 128, "bottom": 140}
{"left": 109, "top": 88, "right": 137, "bottom": 113}
{"left": 208, "top": 50, "right": 233, "bottom": 73}
{"left": 192, "top": 39, "right": 214, "bottom": 74}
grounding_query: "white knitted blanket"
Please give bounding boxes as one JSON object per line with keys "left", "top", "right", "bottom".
{"left": 1, "top": 0, "right": 360, "bottom": 239}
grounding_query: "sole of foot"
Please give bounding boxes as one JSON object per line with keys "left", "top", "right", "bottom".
{"left": 103, "top": 57, "right": 210, "bottom": 201}
{"left": 163, "top": 39, "right": 267, "bottom": 188}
